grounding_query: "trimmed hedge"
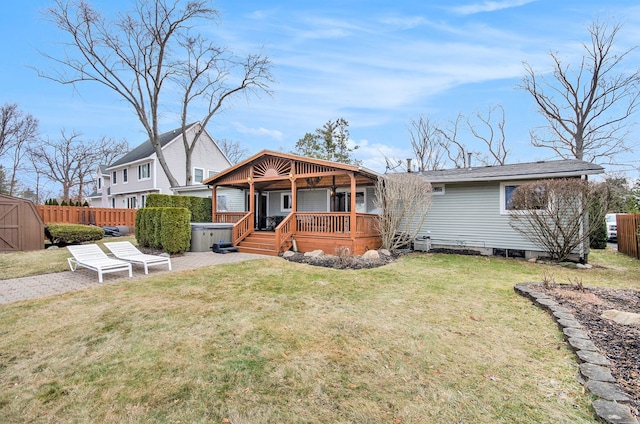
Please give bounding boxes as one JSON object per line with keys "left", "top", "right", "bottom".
{"left": 135, "top": 207, "right": 191, "bottom": 254}
{"left": 146, "top": 194, "right": 211, "bottom": 222}
{"left": 46, "top": 223, "right": 104, "bottom": 245}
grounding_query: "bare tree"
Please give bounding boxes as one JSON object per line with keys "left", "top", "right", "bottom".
{"left": 436, "top": 114, "right": 476, "bottom": 168}
{"left": 508, "top": 178, "right": 608, "bottom": 262}
{"left": 374, "top": 173, "right": 433, "bottom": 251}
{"left": 40, "top": 0, "right": 272, "bottom": 187}
{"left": 467, "top": 104, "right": 509, "bottom": 166}
{"left": 28, "top": 130, "right": 127, "bottom": 202}
{"left": 216, "top": 138, "right": 250, "bottom": 164}
{"left": 407, "top": 115, "right": 447, "bottom": 171}
{"left": 520, "top": 20, "right": 640, "bottom": 163}
{"left": 0, "top": 103, "right": 39, "bottom": 195}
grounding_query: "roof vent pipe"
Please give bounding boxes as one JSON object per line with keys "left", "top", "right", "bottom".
{"left": 467, "top": 152, "right": 472, "bottom": 169}
{"left": 407, "top": 158, "right": 412, "bottom": 172}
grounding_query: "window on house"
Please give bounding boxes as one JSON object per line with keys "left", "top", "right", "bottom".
{"left": 217, "top": 194, "right": 228, "bottom": 211}
{"left": 432, "top": 184, "right": 445, "bottom": 195}
{"left": 98, "top": 178, "right": 102, "bottom": 190}
{"left": 123, "top": 169, "right": 128, "bottom": 183}
{"left": 194, "top": 168, "right": 204, "bottom": 184}
{"left": 112, "top": 171, "right": 117, "bottom": 185}
{"left": 138, "top": 163, "right": 150, "bottom": 180}
{"left": 501, "top": 182, "right": 547, "bottom": 214}
{"left": 141, "top": 195, "right": 146, "bottom": 208}
{"left": 127, "top": 196, "right": 137, "bottom": 209}
{"left": 281, "top": 193, "right": 292, "bottom": 211}
{"left": 208, "top": 170, "right": 218, "bottom": 178}
{"left": 111, "top": 198, "right": 116, "bottom": 208}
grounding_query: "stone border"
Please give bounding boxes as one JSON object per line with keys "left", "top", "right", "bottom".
{"left": 514, "top": 283, "right": 638, "bottom": 424}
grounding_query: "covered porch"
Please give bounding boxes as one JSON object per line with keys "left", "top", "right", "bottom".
{"left": 204, "top": 151, "right": 382, "bottom": 256}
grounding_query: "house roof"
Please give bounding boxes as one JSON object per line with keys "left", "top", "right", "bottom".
{"left": 418, "top": 159, "right": 604, "bottom": 183}
{"left": 108, "top": 123, "right": 197, "bottom": 168}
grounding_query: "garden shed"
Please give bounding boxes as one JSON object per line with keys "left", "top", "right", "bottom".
{"left": 0, "top": 194, "right": 44, "bottom": 252}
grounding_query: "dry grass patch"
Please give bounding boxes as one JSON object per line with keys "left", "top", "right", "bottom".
{"left": 1, "top": 250, "right": 638, "bottom": 423}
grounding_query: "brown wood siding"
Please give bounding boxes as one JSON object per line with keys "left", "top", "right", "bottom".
{"left": 616, "top": 214, "right": 640, "bottom": 259}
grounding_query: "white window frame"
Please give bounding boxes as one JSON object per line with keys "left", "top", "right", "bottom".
{"left": 98, "top": 177, "right": 102, "bottom": 190}
{"left": 500, "top": 181, "right": 549, "bottom": 215}
{"left": 194, "top": 167, "right": 204, "bottom": 184}
{"left": 112, "top": 171, "right": 117, "bottom": 185}
{"left": 122, "top": 168, "right": 128, "bottom": 184}
{"left": 432, "top": 184, "right": 445, "bottom": 195}
{"left": 217, "top": 194, "right": 228, "bottom": 211}
{"left": 127, "top": 196, "right": 137, "bottom": 209}
{"left": 141, "top": 194, "right": 146, "bottom": 208}
{"left": 111, "top": 198, "right": 116, "bottom": 208}
{"left": 208, "top": 169, "right": 218, "bottom": 179}
{"left": 281, "top": 192, "right": 292, "bottom": 212}
{"left": 138, "top": 163, "right": 151, "bottom": 180}
{"left": 335, "top": 188, "right": 366, "bottom": 213}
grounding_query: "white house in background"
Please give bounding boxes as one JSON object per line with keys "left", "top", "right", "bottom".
{"left": 87, "top": 122, "right": 243, "bottom": 210}
{"left": 411, "top": 159, "right": 604, "bottom": 260}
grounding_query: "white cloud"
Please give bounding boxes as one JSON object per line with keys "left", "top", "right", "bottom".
{"left": 451, "top": 0, "right": 538, "bottom": 15}
{"left": 232, "top": 122, "right": 284, "bottom": 140}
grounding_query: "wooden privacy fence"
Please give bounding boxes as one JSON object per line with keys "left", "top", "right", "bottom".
{"left": 36, "top": 206, "right": 137, "bottom": 227}
{"left": 616, "top": 213, "right": 640, "bottom": 259}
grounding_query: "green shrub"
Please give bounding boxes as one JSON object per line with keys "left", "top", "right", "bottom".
{"left": 146, "top": 194, "right": 173, "bottom": 208}
{"left": 190, "top": 197, "right": 212, "bottom": 222}
{"left": 45, "top": 224, "right": 104, "bottom": 245}
{"left": 135, "top": 209, "right": 149, "bottom": 247}
{"left": 160, "top": 208, "right": 191, "bottom": 254}
{"left": 590, "top": 216, "right": 608, "bottom": 249}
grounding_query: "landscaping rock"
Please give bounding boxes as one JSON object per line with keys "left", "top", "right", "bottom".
{"left": 563, "top": 327, "right": 590, "bottom": 339}
{"left": 379, "top": 249, "right": 391, "bottom": 256}
{"left": 557, "top": 318, "right": 583, "bottom": 328}
{"left": 579, "top": 363, "right": 616, "bottom": 383}
{"left": 282, "top": 251, "right": 296, "bottom": 258}
{"left": 592, "top": 400, "right": 639, "bottom": 424}
{"left": 576, "top": 263, "right": 593, "bottom": 269}
{"left": 567, "top": 337, "right": 598, "bottom": 352}
{"left": 586, "top": 380, "right": 630, "bottom": 402}
{"left": 559, "top": 261, "right": 578, "bottom": 269}
{"left": 576, "top": 350, "right": 611, "bottom": 366}
{"left": 362, "top": 250, "right": 380, "bottom": 259}
{"left": 304, "top": 249, "right": 324, "bottom": 257}
{"left": 601, "top": 309, "right": 640, "bottom": 326}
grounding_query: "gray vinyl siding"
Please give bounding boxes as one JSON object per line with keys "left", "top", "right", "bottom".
{"left": 297, "top": 189, "right": 329, "bottom": 212}
{"left": 415, "top": 181, "right": 541, "bottom": 252}
{"left": 217, "top": 188, "right": 244, "bottom": 212}
{"left": 366, "top": 186, "right": 377, "bottom": 212}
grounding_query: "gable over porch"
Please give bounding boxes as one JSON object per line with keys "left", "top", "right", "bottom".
{"left": 203, "top": 150, "right": 382, "bottom": 256}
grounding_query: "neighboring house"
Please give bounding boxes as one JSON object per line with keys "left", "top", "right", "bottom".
{"left": 88, "top": 122, "right": 242, "bottom": 210}
{"left": 412, "top": 159, "right": 604, "bottom": 260}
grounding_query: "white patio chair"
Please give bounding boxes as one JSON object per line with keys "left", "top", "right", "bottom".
{"left": 103, "top": 241, "right": 172, "bottom": 274}
{"left": 67, "top": 244, "right": 133, "bottom": 283}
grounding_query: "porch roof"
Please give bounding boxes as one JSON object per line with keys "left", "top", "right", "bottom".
{"left": 203, "top": 150, "right": 380, "bottom": 191}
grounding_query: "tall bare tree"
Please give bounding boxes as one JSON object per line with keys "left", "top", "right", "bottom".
{"left": 407, "top": 115, "right": 446, "bottom": 171}
{"left": 40, "top": 0, "right": 273, "bottom": 187}
{"left": 0, "top": 103, "right": 39, "bottom": 195}
{"left": 28, "top": 130, "right": 127, "bottom": 202}
{"left": 520, "top": 20, "right": 640, "bottom": 163}
{"left": 467, "top": 104, "right": 509, "bottom": 166}
{"left": 436, "top": 114, "right": 476, "bottom": 168}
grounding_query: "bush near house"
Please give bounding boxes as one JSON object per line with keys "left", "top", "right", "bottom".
{"left": 146, "top": 194, "right": 211, "bottom": 222}
{"left": 135, "top": 207, "right": 191, "bottom": 254}
{"left": 45, "top": 223, "right": 104, "bottom": 245}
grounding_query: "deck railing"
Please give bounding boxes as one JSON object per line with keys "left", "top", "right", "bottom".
{"left": 36, "top": 206, "right": 137, "bottom": 227}
{"left": 294, "top": 212, "right": 380, "bottom": 237}
{"left": 232, "top": 212, "right": 254, "bottom": 245}
{"left": 214, "top": 211, "right": 247, "bottom": 223}
{"left": 274, "top": 213, "right": 294, "bottom": 252}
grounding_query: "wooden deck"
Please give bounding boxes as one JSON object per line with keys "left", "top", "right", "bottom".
{"left": 216, "top": 211, "right": 381, "bottom": 256}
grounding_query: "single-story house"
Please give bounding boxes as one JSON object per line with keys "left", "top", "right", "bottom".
{"left": 413, "top": 159, "right": 604, "bottom": 259}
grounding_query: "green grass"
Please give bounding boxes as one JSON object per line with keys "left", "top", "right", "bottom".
{"left": 0, "top": 247, "right": 638, "bottom": 423}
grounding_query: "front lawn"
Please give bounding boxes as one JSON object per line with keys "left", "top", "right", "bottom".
{"left": 0, "top": 249, "right": 637, "bottom": 423}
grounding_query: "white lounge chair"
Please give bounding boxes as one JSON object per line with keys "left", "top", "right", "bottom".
{"left": 103, "top": 241, "right": 172, "bottom": 274}
{"left": 67, "top": 244, "right": 133, "bottom": 283}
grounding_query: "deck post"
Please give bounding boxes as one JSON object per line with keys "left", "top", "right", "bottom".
{"left": 349, "top": 172, "right": 356, "bottom": 239}
{"left": 211, "top": 185, "right": 217, "bottom": 220}
{"left": 249, "top": 169, "right": 255, "bottom": 228}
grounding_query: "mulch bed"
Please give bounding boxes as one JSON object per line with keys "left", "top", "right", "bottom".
{"left": 531, "top": 283, "right": 640, "bottom": 418}
{"left": 282, "top": 251, "right": 400, "bottom": 269}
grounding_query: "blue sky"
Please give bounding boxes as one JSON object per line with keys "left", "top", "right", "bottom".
{"left": 2, "top": 0, "right": 640, "bottom": 176}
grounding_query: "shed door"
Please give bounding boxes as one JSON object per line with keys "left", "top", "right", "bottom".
{"left": 0, "top": 202, "right": 20, "bottom": 251}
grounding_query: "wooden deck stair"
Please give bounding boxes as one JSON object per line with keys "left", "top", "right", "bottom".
{"left": 237, "top": 231, "right": 281, "bottom": 256}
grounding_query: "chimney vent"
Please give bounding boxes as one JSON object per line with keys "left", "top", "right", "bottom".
{"left": 407, "top": 158, "right": 412, "bottom": 172}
